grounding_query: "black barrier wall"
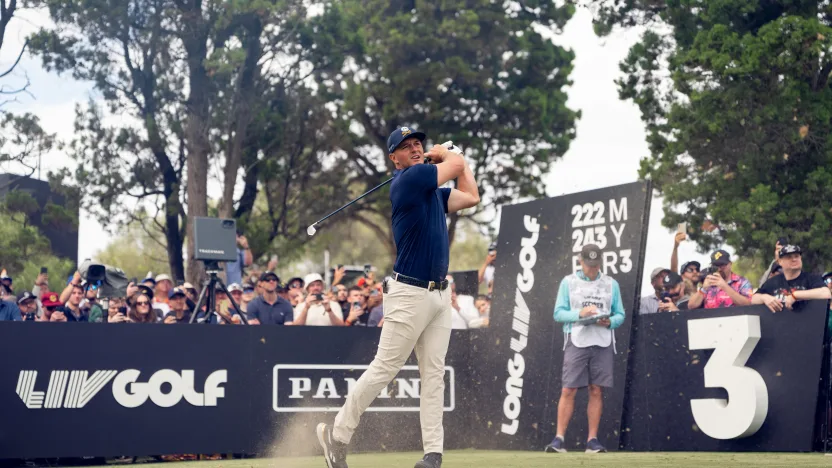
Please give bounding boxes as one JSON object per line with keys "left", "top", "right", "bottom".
{"left": 622, "top": 302, "right": 829, "bottom": 452}
{"left": 470, "top": 182, "right": 651, "bottom": 451}
{"left": 0, "top": 324, "right": 473, "bottom": 459}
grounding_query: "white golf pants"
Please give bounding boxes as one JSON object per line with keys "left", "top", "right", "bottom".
{"left": 333, "top": 278, "right": 452, "bottom": 454}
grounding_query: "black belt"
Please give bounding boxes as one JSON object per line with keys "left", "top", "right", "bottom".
{"left": 393, "top": 272, "right": 449, "bottom": 291}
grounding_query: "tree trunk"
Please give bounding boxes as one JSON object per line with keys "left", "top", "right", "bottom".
{"left": 218, "top": 18, "right": 261, "bottom": 219}
{"left": 182, "top": 2, "right": 210, "bottom": 285}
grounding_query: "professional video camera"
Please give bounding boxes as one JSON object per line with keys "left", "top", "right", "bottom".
{"left": 78, "top": 259, "right": 129, "bottom": 298}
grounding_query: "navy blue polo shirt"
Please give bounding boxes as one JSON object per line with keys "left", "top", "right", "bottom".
{"left": 390, "top": 164, "right": 452, "bottom": 282}
{"left": 247, "top": 295, "right": 294, "bottom": 325}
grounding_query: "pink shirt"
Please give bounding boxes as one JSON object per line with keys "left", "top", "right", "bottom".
{"left": 702, "top": 273, "right": 752, "bottom": 309}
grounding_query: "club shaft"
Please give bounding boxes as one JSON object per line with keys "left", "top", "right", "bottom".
{"left": 311, "top": 176, "right": 394, "bottom": 227}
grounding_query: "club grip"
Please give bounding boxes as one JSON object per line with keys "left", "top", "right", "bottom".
{"left": 440, "top": 141, "right": 463, "bottom": 154}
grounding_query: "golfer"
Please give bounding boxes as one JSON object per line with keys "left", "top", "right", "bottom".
{"left": 317, "top": 127, "right": 480, "bottom": 468}
{"left": 545, "top": 244, "right": 625, "bottom": 454}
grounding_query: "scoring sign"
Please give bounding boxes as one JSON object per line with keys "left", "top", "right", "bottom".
{"left": 571, "top": 197, "right": 632, "bottom": 274}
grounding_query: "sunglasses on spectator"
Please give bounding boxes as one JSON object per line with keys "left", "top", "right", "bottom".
{"left": 825, "top": 278, "right": 832, "bottom": 285}
{"left": 685, "top": 267, "right": 699, "bottom": 273}
{"left": 136, "top": 301, "right": 150, "bottom": 306}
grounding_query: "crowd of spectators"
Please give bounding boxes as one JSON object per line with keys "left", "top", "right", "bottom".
{"left": 0, "top": 231, "right": 493, "bottom": 329}
{"left": 640, "top": 233, "right": 832, "bottom": 329}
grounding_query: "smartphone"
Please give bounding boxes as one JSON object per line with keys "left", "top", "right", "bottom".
{"left": 371, "top": 290, "right": 378, "bottom": 297}
{"left": 118, "top": 306, "right": 127, "bottom": 315}
{"left": 364, "top": 264, "right": 372, "bottom": 277}
{"left": 352, "top": 301, "right": 361, "bottom": 309}
{"left": 315, "top": 293, "right": 324, "bottom": 301}
{"left": 40, "top": 266, "right": 48, "bottom": 274}
{"left": 777, "top": 236, "right": 789, "bottom": 246}
{"left": 677, "top": 222, "right": 687, "bottom": 234}
{"left": 337, "top": 264, "right": 343, "bottom": 270}
{"left": 24, "top": 313, "right": 36, "bottom": 321}
{"left": 331, "top": 286, "right": 339, "bottom": 293}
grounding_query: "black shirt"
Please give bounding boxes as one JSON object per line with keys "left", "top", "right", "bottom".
{"left": 758, "top": 271, "right": 825, "bottom": 311}
{"left": 247, "top": 295, "right": 294, "bottom": 325}
{"left": 759, "top": 271, "right": 825, "bottom": 296}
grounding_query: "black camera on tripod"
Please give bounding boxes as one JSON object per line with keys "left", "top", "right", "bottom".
{"left": 189, "top": 217, "right": 249, "bottom": 325}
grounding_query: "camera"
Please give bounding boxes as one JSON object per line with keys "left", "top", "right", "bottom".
{"left": 193, "top": 217, "right": 238, "bottom": 262}
{"left": 698, "top": 266, "right": 719, "bottom": 284}
{"left": 24, "top": 313, "right": 36, "bottom": 321}
{"left": 315, "top": 293, "right": 324, "bottom": 301}
{"left": 79, "top": 260, "right": 128, "bottom": 299}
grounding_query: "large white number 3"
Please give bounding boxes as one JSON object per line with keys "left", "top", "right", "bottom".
{"left": 687, "top": 315, "right": 768, "bottom": 440}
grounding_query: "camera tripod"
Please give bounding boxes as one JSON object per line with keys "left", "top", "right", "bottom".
{"left": 189, "top": 261, "right": 249, "bottom": 324}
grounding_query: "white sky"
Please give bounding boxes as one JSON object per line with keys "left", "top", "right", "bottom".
{"left": 1, "top": 6, "right": 713, "bottom": 296}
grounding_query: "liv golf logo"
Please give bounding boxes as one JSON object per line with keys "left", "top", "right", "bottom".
{"left": 272, "top": 364, "right": 456, "bottom": 412}
{"left": 501, "top": 215, "right": 539, "bottom": 435}
{"left": 16, "top": 369, "right": 227, "bottom": 409}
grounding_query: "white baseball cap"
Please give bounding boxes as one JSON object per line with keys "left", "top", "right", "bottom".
{"left": 155, "top": 274, "right": 172, "bottom": 283}
{"left": 227, "top": 283, "right": 243, "bottom": 293}
{"left": 304, "top": 273, "right": 324, "bottom": 290}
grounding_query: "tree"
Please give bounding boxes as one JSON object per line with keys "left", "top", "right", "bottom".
{"left": 29, "top": 0, "right": 326, "bottom": 283}
{"left": 592, "top": 1, "right": 832, "bottom": 271}
{"left": 0, "top": 190, "right": 74, "bottom": 291}
{"left": 309, "top": 0, "right": 579, "bottom": 253}
{"left": 95, "top": 221, "right": 171, "bottom": 281}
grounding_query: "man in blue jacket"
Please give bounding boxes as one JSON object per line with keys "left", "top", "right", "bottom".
{"left": 545, "top": 243, "right": 625, "bottom": 454}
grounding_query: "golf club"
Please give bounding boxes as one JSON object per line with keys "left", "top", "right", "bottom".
{"left": 307, "top": 141, "right": 462, "bottom": 236}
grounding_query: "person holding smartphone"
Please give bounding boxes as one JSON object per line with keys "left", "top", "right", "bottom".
{"left": 291, "top": 273, "right": 344, "bottom": 326}
{"left": 343, "top": 286, "right": 371, "bottom": 326}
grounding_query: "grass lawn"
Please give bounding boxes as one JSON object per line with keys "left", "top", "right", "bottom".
{"left": 88, "top": 450, "right": 831, "bottom": 468}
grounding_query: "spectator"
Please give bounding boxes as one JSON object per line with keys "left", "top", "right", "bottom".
{"left": 469, "top": 294, "right": 490, "bottom": 328}
{"left": 292, "top": 273, "right": 344, "bottom": 326}
{"left": 82, "top": 282, "right": 106, "bottom": 323}
{"left": 240, "top": 283, "right": 256, "bottom": 313}
{"left": 141, "top": 273, "right": 156, "bottom": 289}
{"left": 106, "top": 297, "right": 127, "bottom": 323}
{"left": 17, "top": 291, "right": 38, "bottom": 321}
{"left": 132, "top": 284, "right": 166, "bottom": 321}
{"left": 286, "top": 277, "right": 304, "bottom": 291}
{"left": 752, "top": 245, "right": 831, "bottom": 313}
{"left": 40, "top": 292, "right": 66, "bottom": 322}
{"left": 344, "top": 286, "right": 371, "bottom": 326}
{"left": 246, "top": 271, "right": 294, "bottom": 325}
{"left": 287, "top": 287, "right": 304, "bottom": 307}
{"left": 57, "top": 283, "right": 89, "bottom": 322}
{"left": 124, "top": 291, "right": 158, "bottom": 323}
{"left": 656, "top": 272, "right": 690, "bottom": 313}
{"left": 182, "top": 282, "right": 198, "bottom": 303}
{"left": 367, "top": 282, "right": 384, "bottom": 327}
{"left": 688, "top": 250, "right": 752, "bottom": 309}
{"left": 1, "top": 284, "right": 14, "bottom": 302}
{"left": 154, "top": 274, "right": 173, "bottom": 306}
{"left": 0, "top": 289, "right": 21, "bottom": 321}
{"left": 1, "top": 270, "right": 13, "bottom": 294}
{"left": 32, "top": 271, "right": 50, "bottom": 318}
{"left": 478, "top": 242, "right": 497, "bottom": 291}
{"left": 679, "top": 261, "right": 700, "bottom": 296}
{"left": 547, "top": 244, "right": 625, "bottom": 454}
{"left": 448, "top": 276, "right": 479, "bottom": 329}
{"left": 226, "top": 231, "right": 253, "bottom": 286}
{"left": 333, "top": 284, "right": 349, "bottom": 319}
{"left": 639, "top": 268, "right": 670, "bottom": 315}
{"left": 227, "top": 282, "right": 243, "bottom": 306}
{"left": 164, "top": 287, "right": 192, "bottom": 324}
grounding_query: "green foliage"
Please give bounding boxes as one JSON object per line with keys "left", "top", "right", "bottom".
{"left": 94, "top": 222, "right": 172, "bottom": 281}
{"left": 595, "top": 1, "right": 832, "bottom": 272}
{"left": 308, "top": 0, "right": 579, "bottom": 244}
{"left": 0, "top": 191, "right": 74, "bottom": 290}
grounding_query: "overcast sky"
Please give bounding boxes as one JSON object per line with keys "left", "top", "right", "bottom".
{"left": 1, "top": 6, "right": 713, "bottom": 296}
